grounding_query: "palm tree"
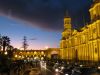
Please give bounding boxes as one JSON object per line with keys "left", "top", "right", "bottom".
{"left": 2, "top": 36, "right": 10, "bottom": 52}
{"left": 7, "top": 45, "right": 14, "bottom": 58}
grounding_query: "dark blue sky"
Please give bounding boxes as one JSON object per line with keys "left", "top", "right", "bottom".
{"left": 0, "top": 0, "right": 93, "bottom": 49}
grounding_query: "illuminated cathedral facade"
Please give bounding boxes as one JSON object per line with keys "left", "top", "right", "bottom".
{"left": 60, "top": 0, "right": 100, "bottom": 65}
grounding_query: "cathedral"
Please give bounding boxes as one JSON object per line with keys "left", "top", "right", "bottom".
{"left": 60, "top": 0, "right": 100, "bottom": 65}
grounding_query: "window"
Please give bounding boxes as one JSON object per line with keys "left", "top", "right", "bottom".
{"left": 95, "top": 48, "right": 97, "bottom": 54}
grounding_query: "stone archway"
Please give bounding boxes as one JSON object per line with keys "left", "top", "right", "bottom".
{"left": 51, "top": 51, "right": 58, "bottom": 55}
{"left": 51, "top": 51, "right": 59, "bottom": 59}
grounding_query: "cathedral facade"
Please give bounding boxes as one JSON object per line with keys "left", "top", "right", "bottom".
{"left": 60, "top": 0, "right": 100, "bottom": 64}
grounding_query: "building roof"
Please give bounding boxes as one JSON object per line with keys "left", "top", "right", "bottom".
{"left": 93, "top": 0, "right": 100, "bottom": 3}
{"left": 91, "top": 0, "right": 100, "bottom": 8}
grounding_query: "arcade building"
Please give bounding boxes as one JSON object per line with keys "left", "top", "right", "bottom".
{"left": 13, "top": 48, "right": 60, "bottom": 60}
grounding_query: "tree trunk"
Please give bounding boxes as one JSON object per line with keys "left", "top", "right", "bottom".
{"left": 3, "top": 42, "right": 6, "bottom": 53}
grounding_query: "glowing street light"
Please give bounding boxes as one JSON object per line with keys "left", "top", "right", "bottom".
{"left": 98, "top": 66, "right": 100, "bottom": 69}
{"left": 18, "top": 56, "right": 21, "bottom": 58}
{"left": 55, "top": 68, "right": 59, "bottom": 72}
{"left": 34, "top": 57, "right": 37, "bottom": 60}
{"left": 4, "top": 51, "right": 8, "bottom": 55}
{"left": 15, "top": 55, "right": 18, "bottom": 58}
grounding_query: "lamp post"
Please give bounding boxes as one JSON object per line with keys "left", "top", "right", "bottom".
{"left": 4, "top": 51, "right": 8, "bottom": 55}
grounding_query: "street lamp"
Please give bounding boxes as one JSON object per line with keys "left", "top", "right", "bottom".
{"left": 4, "top": 51, "right": 8, "bottom": 55}
{"left": 15, "top": 55, "right": 18, "bottom": 58}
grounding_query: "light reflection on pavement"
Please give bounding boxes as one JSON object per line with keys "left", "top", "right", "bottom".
{"left": 29, "top": 68, "right": 41, "bottom": 75}
{"left": 40, "top": 61, "right": 60, "bottom": 75}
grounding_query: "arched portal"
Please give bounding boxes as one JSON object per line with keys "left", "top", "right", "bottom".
{"left": 51, "top": 51, "right": 59, "bottom": 59}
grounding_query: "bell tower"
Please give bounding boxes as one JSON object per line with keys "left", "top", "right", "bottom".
{"left": 59, "top": 11, "right": 72, "bottom": 59}
{"left": 63, "top": 11, "right": 72, "bottom": 38}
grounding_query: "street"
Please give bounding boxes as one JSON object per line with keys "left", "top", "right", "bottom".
{"left": 38, "top": 61, "right": 58, "bottom": 75}
{"left": 41, "top": 67, "right": 53, "bottom": 75}
{"left": 29, "top": 66, "right": 60, "bottom": 75}
{"left": 22, "top": 61, "right": 60, "bottom": 75}
{"left": 0, "top": 60, "right": 99, "bottom": 75}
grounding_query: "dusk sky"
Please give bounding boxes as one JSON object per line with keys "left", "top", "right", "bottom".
{"left": 0, "top": 0, "right": 92, "bottom": 49}
{"left": 0, "top": 16, "right": 61, "bottom": 49}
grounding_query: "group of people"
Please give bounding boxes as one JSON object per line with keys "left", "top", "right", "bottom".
{"left": 12, "top": 61, "right": 41, "bottom": 75}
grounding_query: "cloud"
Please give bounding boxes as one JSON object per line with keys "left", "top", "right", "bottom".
{"left": 0, "top": 0, "right": 92, "bottom": 31}
{"left": 30, "top": 38, "right": 37, "bottom": 40}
